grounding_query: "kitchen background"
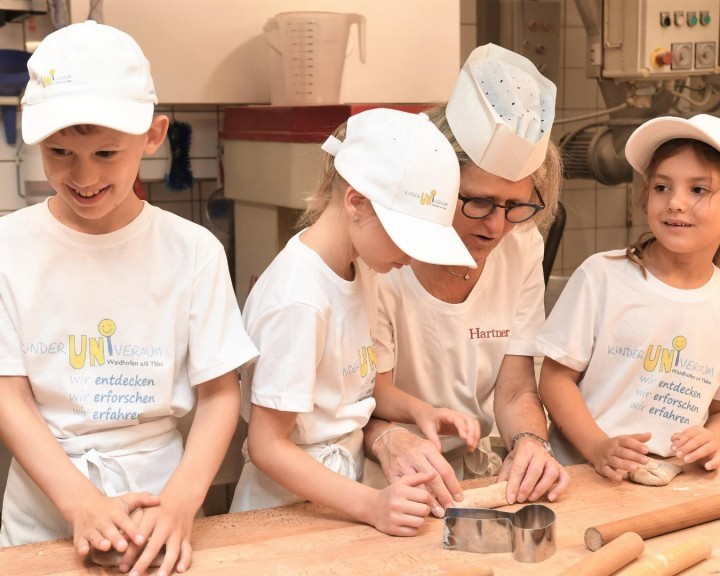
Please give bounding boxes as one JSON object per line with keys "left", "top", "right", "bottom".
{"left": 0, "top": 0, "right": 718, "bottom": 513}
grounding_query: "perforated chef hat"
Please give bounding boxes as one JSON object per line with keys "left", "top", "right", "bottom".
{"left": 21, "top": 20, "right": 157, "bottom": 145}
{"left": 322, "top": 108, "right": 475, "bottom": 268}
{"left": 446, "top": 43, "right": 556, "bottom": 182}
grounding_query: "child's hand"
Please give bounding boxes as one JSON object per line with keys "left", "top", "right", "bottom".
{"left": 589, "top": 432, "right": 651, "bottom": 481}
{"left": 369, "top": 471, "right": 436, "bottom": 536}
{"left": 69, "top": 491, "right": 160, "bottom": 557}
{"left": 117, "top": 492, "right": 195, "bottom": 576}
{"left": 671, "top": 426, "right": 720, "bottom": 470}
{"left": 414, "top": 406, "right": 480, "bottom": 454}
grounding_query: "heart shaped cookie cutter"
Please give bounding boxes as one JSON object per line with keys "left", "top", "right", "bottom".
{"left": 443, "top": 503, "right": 557, "bottom": 563}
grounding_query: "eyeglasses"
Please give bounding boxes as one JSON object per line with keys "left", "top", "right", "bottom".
{"left": 457, "top": 189, "right": 545, "bottom": 223}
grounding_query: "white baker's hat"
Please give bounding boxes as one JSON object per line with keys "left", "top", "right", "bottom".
{"left": 21, "top": 20, "right": 157, "bottom": 145}
{"left": 625, "top": 114, "right": 720, "bottom": 174}
{"left": 446, "top": 43, "right": 556, "bottom": 182}
{"left": 322, "top": 108, "right": 475, "bottom": 268}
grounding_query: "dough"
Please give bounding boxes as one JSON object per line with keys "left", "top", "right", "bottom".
{"left": 628, "top": 458, "right": 683, "bottom": 486}
{"left": 456, "top": 480, "right": 509, "bottom": 508}
{"left": 90, "top": 547, "right": 165, "bottom": 568}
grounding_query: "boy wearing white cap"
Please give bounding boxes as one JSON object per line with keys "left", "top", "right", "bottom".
{"left": 538, "top": 114, "right": 720, "bottom": 480}
{"left": 364, "top": 44, "right": 570, "bottom": 514}
{"left": 230, "top": 108, "right": 480, "bottom": 535}
{"left": 0, "top": 20, "right": 258, "bottom": 575}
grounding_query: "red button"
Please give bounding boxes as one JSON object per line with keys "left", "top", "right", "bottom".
{"left": 654, "top": 52, "right": 672, "bottom": 66}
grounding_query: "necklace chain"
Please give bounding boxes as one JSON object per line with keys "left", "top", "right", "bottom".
{"left": 443, "top": 266, "right": 471, "bottom": 281}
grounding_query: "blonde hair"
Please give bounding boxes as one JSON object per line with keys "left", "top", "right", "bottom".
{"left": 298, "top": 105, "right": 564, "bottom": 231}
{"left": 422, "top": 105, "right": 563, "bottom": 231}
{"left": 298, "top": 122, "right": 350, "bottom": 228}
{"left": 624, "top": 138, "right": 720, "bottom": 273}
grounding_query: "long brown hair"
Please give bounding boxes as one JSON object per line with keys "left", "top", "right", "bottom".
{"left": 625, "top": 139, "right": 720, "bottom": 273}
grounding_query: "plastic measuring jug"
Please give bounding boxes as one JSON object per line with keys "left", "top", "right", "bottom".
{"left": 264, "top": 11, "right": 366, "bottom": 106}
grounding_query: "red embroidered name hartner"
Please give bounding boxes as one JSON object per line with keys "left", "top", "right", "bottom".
{"left": 469, "top": 328, "right": 510, "bottom": 339}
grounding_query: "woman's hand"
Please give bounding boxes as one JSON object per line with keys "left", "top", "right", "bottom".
{"left": 497, "top": 437, "right": 570, "bottom": 504}
{"left": 371, "top": 426, "right": 462, "bottom": 517}
{"left": 413, "top": 405, "right": 480, "bottom": 454}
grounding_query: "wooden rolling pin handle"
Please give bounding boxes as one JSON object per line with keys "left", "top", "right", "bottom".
{"left": 615, "top": 535, "right": 712, "bottom": 576}
{"left": 556, "top": 532, "right": 644, "bottom": 576}
{"left": 584, "top": 492, "right": 720, "bottom": 551}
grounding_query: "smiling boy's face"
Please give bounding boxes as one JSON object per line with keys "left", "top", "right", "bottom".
{"left": 39, "top": 117, "right": 167, "bottom": 235}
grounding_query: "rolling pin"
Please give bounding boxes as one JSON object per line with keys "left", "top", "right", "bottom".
{"left": 615, "top": 534, "right": 712, "bottom": 576}
{"left": 556, "top": 532, "right": 644, "bottom": 576}
{"left": 454, "top": 481, "right": 508, "bottom": 508}
{"left": 584, "top": 492, "right": 720, "bottom": 550}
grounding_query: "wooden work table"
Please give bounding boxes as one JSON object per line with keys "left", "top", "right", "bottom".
{"left": 1, "top": 463, "right": 719, "bottom": 575}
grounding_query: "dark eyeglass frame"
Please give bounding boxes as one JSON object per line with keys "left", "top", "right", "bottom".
{"left": 457, "top": 189, "right": 546, "bottom": 223}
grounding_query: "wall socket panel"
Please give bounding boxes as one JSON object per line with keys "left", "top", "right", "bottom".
{"left": 476, "top": 0, "right": 562, "bottom": 85}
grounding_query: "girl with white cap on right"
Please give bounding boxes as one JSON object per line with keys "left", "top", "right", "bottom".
{"left": 538, "top": 114, "right": 720, "bottom": 481}
{"left": 230, "top": 108, "right": 481, "bottom": 535}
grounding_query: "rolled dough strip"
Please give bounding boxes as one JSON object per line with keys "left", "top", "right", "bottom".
{"left": 628, "top": 458, "right": 683, "bottom": 487}
{"left": 90, "top": 547, "right": 165, "bottom": 568}
{"left": 455, "top": 481, "right": 509, "bottom": 508}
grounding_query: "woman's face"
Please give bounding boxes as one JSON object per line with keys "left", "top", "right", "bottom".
{"left": 452, "top": 164, "right": 536, "bottom": 264}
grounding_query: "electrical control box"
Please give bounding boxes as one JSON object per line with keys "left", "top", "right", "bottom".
{"left": 603, "top": 0, "right": 720, "bottom": 79}
{"left": 498, "top": 0, "right": 562, "bottom": 85}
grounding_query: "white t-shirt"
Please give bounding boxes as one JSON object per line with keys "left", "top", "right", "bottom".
{"left": 0, "top": 200, "right": 258, "bottom": 544}
{"left": 233, "top": 232, "right": 377, "bottom": 511}
{"left": 537, "top": 250, "right": 720, "bottom": 462}
{"left": 373, "top": 227, "right": 545, "bottom": 469}
{"left": 240, "top": 232, "right": 378, "bottom": 445}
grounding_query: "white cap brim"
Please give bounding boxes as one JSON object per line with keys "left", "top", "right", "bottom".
{"left": 372, "top": 201, "right": 476, "bottom": 268}
{"left": 22, "top": 96, "right": 155, "bottom": 145}
{"left": 625, "top": 114, "right": 720, "bottom": 174}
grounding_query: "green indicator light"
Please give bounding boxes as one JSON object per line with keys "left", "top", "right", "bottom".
{"left": 702, "top": 15, "right": 711, "bottom": 25}
{"left": 689, "top": 15, "right": 698, "bottom": 26}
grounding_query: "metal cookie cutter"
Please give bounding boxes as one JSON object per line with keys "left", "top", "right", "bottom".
{"left": 443, "top": 504, "right": 557, "bottom": 563}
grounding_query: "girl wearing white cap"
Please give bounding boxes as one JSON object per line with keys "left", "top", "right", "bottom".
{"left": 364, "top": 44, "right": 570, "bottom": 513}
{"left": 538, "top": 114, "right": 720, "bottom": 480}
{"left": 230, "top": 108, "right": 481, "bottom": 535}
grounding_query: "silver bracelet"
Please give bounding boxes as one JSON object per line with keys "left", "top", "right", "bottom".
{"left": 370, "top": 426, "right": 408, "bottom": 456}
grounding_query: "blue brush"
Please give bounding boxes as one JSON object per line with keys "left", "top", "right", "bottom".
{"left": 165, "top": 120, "right": 194, "bottom": 191}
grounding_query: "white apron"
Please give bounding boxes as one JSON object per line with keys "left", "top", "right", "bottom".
{"left": 0, "top": 418, "right": 182, "bottom": 546}
{"left": 230, "top": 428, "right": 364, "bottom": 513}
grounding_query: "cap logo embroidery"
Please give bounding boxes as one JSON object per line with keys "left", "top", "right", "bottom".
{"left": 40, "top": 69, "right": 56, "bottom": 88}
{"left": 418, "top": 190, "right": 448, "bottom": 211}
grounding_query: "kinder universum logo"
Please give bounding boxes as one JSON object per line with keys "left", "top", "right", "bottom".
{"left": 39, "top": 68, "right": 72, "bottom": 88}
{"left": 405, "top": 189, "right": 449, "bottom": 210}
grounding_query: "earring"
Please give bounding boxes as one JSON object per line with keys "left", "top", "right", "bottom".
{"left": 352, "top": 215, "right": 360, "bottom": 223}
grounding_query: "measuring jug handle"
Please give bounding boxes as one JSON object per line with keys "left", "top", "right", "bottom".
{"left": 263, "top": 17, "right": 282, "bottom": 53}
{"left": 349, "top": 14, "right": 366, "bottom": 63}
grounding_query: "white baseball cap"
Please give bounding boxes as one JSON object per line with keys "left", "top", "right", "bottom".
{"left": 625, "top": 114, "right": 720, "bottom": 174}
{"left": 447, "top": 43, "right": 556, "bottom": 182}
{"left": 321, "top": 108, "right": 475, "bottom": 268}
{"left": 21, "top": 20, "right": 157, "bottom": 145}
